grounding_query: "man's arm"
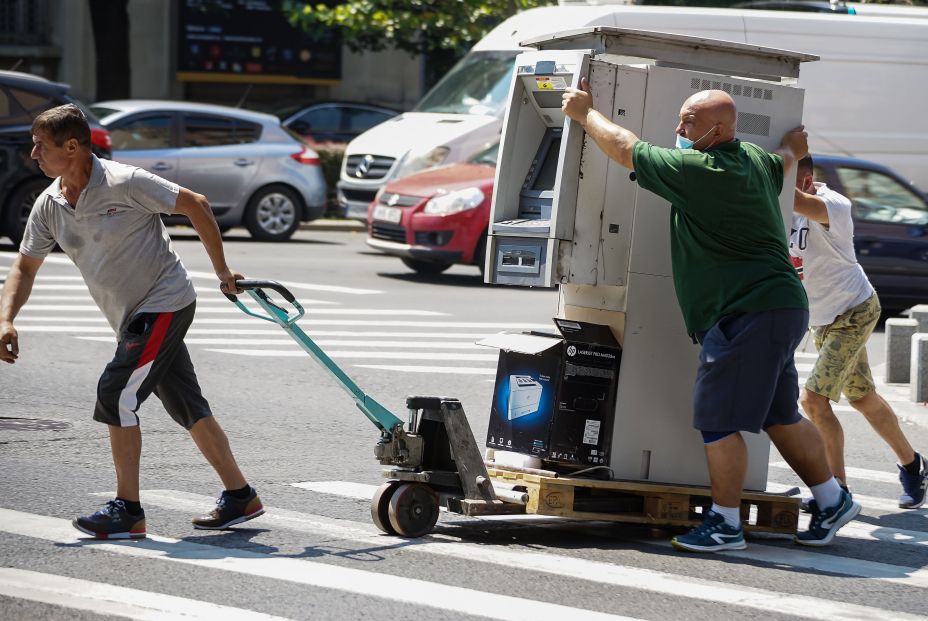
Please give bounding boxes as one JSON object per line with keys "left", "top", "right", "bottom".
{"left": 794, "top": 188, "right": 830, "bottom": 224}
{"left": 562, "top": 77, "right": 639, "bottom": 170}
{"left": 173, "top": 187, "right": 243, "bottom": 294}
{"left": 0, "top": 253, "right": 44, "bottom": 364}
{"left": 774, "top": 125, "right": 809, "bottom": 174}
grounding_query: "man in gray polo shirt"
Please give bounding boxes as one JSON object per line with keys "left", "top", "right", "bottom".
{"left": 0, "top": 104, "right": 264, "bottom": 539}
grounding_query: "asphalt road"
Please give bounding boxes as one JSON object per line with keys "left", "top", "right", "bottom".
{"left": 1, "top": 228, "right": 927, "bottom": 621}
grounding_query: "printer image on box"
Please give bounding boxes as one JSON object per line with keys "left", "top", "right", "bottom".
{"left": 508, "top": 374, "right": 543, "bottom": 420}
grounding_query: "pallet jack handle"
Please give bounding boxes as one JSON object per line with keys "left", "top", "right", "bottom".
{"left": 222, "top": 279, "right": 405, "bottom": 434}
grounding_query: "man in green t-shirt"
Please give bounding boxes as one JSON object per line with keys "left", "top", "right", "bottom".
{"left": 562, "top": 80, "right": 860, "bottom": 552}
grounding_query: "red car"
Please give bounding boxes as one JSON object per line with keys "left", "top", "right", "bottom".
{"left": 366, "top": 143, "right": 497, "bottom": 275}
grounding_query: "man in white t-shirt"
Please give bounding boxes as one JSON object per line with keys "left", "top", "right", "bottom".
{"left": 790, "top": 156, "right": 927, "bottom": 509}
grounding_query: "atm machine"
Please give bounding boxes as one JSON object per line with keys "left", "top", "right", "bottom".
{"left": 486, "top": 28, "right": 817, "bottom": 489}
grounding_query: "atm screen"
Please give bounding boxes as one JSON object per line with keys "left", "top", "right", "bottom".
{"left": 531, "top": 136, "right": 561, "bottom": 191}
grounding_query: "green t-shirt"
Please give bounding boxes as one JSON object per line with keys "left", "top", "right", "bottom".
{"left": 631, "top": 139, "right": 807, "bottom": 335}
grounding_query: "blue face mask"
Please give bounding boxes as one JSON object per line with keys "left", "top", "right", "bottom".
{"left": 675, "top": 125, "right": 717, "bottom": 150}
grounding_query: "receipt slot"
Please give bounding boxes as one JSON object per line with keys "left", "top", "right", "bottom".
{"left": 486, "top": 27, "right": 817, "bottom": 489}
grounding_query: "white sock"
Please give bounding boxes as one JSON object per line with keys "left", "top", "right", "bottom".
{"left": 711, "top": 503, "right": 741, "bottom": 529}
{"left": 810, "top": 477, "right": 843, "bottom": 510}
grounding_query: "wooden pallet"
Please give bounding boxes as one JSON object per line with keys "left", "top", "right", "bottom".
{"left": 484, "top": 466, "right": 799, "bottom": 534}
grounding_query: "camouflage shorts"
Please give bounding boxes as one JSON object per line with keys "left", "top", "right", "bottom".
{"left": 806, "top": 293, "right": 881, "bottom": 403}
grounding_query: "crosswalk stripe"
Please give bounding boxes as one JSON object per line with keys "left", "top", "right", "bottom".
{"left": 354, "top": 364, "right": 498, "bottom": 375}
{"left": 186, "top": 270, "right": 383, "bottom": 296}
{"left": 25, "top": 294, "right": 337, "bottom": 306}
{"left": 768, "top": 483, "right": 925, "bottom": 515}
{"left": 11, "top": 316, "right": 552, "bottom": 328}
{"left": 0, "top": 508, "right": 639, "bottom": 621}
{"left": 76, "top": 336, "right": 487, "bottom": 349}
{"left": 127, "top": 489, "right": 925, "bottom": 621}
{"left": 0, "top": 568, "right": 292, "bottom": 621}
{"left": 13, "top": 326, "right": 502, "bottom": 339}
{"left": 19, "top": 305, "right": 446, "bottom": 316}
{"left": 770, "top": 461, "right": 900, "bottom": 484}
{"left": 296, "top": 481, "right": 928, "bottom": 548}
{"left": 203, "top": 349, "right": 499, "bottom": 361}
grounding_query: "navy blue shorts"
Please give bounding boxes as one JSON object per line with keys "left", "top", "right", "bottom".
{"left": 693, "top": 308, "right": 808, "bottom": 433}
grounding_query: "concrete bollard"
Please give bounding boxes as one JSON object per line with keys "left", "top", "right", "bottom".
{"left": 885, "top": 318, "right": 918, "bottom": 383}
{"left": 909, "top": 304, "right": 928, "bottom": 333}
{"left": 911, "top": 334, "right": 928, "bottom": 402}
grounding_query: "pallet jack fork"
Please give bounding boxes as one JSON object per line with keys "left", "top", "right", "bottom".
{"left": 224, "top": 280, "right": 505, "bottom": 537}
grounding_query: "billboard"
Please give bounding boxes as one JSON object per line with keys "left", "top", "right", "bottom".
{"left": 177, "top": 0, "right": 341, "bottom": 84}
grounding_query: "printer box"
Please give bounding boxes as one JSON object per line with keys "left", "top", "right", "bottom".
{"left": 480, "top": 319, "right": 621, "bottom": 466}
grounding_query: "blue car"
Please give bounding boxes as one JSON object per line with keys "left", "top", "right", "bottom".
{"left": 811, "top": 154, "right": 928, "bottom": 313}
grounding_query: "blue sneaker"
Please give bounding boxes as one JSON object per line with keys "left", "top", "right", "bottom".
{"left": 898, "top": 454, "right": 927, "bottom": 509}
{"left": 794, "top": 490, "right": 860, "bottom": 547}
{"left": 72, "top": 499, "right": 146, "bottom": 540}
{"left": 671, "top": 509, "right": 746, "bottom": 553}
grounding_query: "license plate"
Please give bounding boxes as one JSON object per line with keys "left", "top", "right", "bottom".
{"left": 373, "top": 205, "right": 402, "bottom": 224}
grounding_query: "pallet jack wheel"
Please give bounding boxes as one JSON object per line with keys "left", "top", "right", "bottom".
{"left": 371, "top": 481, "right": 402, "bottom": 535}
{"left": 387, "top": 483, "right": 440, "bottom": 538}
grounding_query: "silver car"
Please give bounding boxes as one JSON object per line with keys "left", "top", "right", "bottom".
{"left": 90, "top": 100, "right": 326, "bottom": 241}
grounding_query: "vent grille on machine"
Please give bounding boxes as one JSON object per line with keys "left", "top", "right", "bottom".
{"left": 689, "top": 77, "right": 773, "bottom": 101}
{"left": 737, "top": 112, "right": 772, "bottom": 136}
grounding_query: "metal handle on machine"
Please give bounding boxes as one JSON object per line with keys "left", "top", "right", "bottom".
{"left": 221, "top": 279, "right": 305, "bottom": 326}
{"left": 222, "top": 278, "right": 404, "bottom": 433}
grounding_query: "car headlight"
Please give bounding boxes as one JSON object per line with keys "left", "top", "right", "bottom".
{"left": 394, "top": 146, "right": 450, "bottom": 179}
{"left": 423, "top": 187, "right": 485, "bottom": 216}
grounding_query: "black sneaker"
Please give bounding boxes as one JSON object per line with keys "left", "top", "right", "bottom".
{"left": 899, "top": 454, "right": 928, "bottom": 509}
{"left": 794, "top": 490, "right": 861, "bottom": 547}
{"left": 72, "top": 499, "right": 146, "bottom": 540}
{"left": 799, "top": 482, "right": 851, "bottom": 514}
{"left": 192, "top": 488, "right": 265, "bottom": 530}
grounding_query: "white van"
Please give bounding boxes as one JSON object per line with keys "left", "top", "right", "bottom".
{"left": 337, "top": 3, "right": 928, "bottom": 220}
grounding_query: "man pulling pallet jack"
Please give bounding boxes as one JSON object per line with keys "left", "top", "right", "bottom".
{"left": 560, "top": 82, "right": 861, "bottom": 552}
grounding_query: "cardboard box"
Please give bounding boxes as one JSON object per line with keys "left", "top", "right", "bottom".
{"left": 479, "top": 319, "right": 621, "bottom": 466}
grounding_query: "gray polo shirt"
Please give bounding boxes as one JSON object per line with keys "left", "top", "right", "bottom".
{"left": 20, "top": 156, "right": 197, "bottom": 334}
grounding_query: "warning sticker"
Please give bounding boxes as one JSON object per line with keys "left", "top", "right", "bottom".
{"left": 535, "top": 76, "right": 568, "bottom": 90}
{"left": 582, "top": 419, "right": 601, "bottom": 445}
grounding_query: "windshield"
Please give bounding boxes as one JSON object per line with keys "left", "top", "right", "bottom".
{"left": 414, "top": 51, "right": 518, "bottom": 116}
{"left": 87, "top": 105, "right": 121, "bottom": 123}
{"left": 470, "top": 142, "right": 499, "bottom": 166}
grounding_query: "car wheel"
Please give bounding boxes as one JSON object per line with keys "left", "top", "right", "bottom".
{"left": 401, "top": 257, "right": 452, "bottom": 275}
{"left": 243, "top": 185, "right": 301, "bottom": 242}
{"left": 2, "top": 177, "right": 49, "bottom": 247}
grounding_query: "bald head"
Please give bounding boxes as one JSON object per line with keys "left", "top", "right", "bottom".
{"left": 676, "top": 89, "right": 737, "bottom": 150}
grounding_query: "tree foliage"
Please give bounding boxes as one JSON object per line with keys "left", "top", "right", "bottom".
{"left": 284, "top": 0, "right": 558, "bottom": 58}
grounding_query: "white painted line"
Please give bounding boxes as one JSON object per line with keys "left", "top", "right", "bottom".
{"left": 771, "top": 461, "right": 900, "bottom": 484}
{"left": 186, "top": 271, "right": 383, "bottom": 295}
{"left": 767, "top": 482, "right": 925, "bottom": 516}
{"left": 204, "top": 349, "right": 499, "bottom": 361}
{"left": 134, "top": 489, "right": 924, "bottom": 621}
{"left": 794, "top": 352, "right": 818, "bottom": 360}
{"left": 648, "top": 538, "right": 928, "bottom": 589}
{"left": 354, "top": 364, "right": 498, "bottom": 375}
{"left": 795, "top": 363, "right": 813, "bottom": 372}
{"left": 77, "top": 337, "right": 486, "bottom": 349}
{"left": 9, "top": 326, "right": 505, "bottom": 339}
{"left": 0, "top": 252, "right": 75, "bottom": 264}
{"left": 292, "top": 481, "right": 377, "bottom": 498}
{"left": 0, "top": 508, "right": 639, "bottom": 621}
{"left": 14, "top": 316, "right": 552, "bottom": 329}
{"left": 20, "top": 305, "right": 445, "bottom": 316}
{"left": 0, "top": 567, "right": 291, "bottom": 621}
{"left": 25, "top": 294, "right": 337, "bottom": 306}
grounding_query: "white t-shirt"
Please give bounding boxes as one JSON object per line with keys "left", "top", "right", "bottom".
{"left": 20, "top": 156, "right": 196, "bottom": 334}
{"left": 789, "top": 182, "right": 873, "bottom": 327}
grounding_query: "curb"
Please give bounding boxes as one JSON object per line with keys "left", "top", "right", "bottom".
{"left": 300, "top": 219, "right": 366, "bottom": 232}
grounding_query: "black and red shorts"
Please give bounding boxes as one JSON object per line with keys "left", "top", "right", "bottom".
{"left": 93, "top": 301, "right": 211, "bottom": 429}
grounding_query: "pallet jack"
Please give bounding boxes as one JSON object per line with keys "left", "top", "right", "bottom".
{"left": 224, "top": 280, "right": 514, "bottom": 537}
